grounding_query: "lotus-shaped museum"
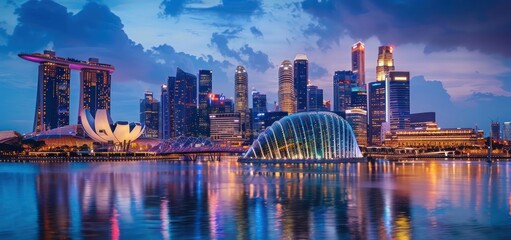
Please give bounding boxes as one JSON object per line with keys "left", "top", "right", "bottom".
{"left": 241, "top": 112, "right": 363, "bottom": 162}
{"left": 81, "top": 109, "right": 145, "bottom": 150}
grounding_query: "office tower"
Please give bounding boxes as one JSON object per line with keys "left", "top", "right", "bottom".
{"left": 198, "top": 70, "right": 213, "bottom": 137}
{"left": 368, "top": 81, "right": 386, "bottom": 145}
{"left": 159, "top": 84, "right": 170, "bottom": 139}
{"left": 410, "top": 112, "right": 436, "bottom": 129}
{"left": 174, "top": 68, "right": 197, "bottom": 137}
{"left": 352, "top": 41, "right": 365, "bottom": 86}
{"left": 346, "top": 109, "right": 368, "bottom": 147}
{"left": 278, "top": 60, "right": 296, "bottom": 114}
{"left": 252, "top": 89, "right": 267, "bottom": 114}
{"left": 19, "top": 50, "right": 115, "bottom": 132}
{"left": 234, "top": 65, "right": 250, "bottom": 141}
{"left": 78, "top": 58, "right": 111, "bottom": 123}
{"left": 209, "top": 112, "right": 242, "bottom": 146}
{"left": 294, "top": 54, "right": 308, "bottom": 112}
{"left": 307, "top": 85, "right": 324, "bottom": 111}
{"left": 166, "top": 77, "right": 176, "bottom": 138}
{"left": 333, "top": 70, "right": 356, "bottom": 112}
{"left": 140, "top": 91, "right": 159, "bottom": 138}
{"left": 502, "top": 122, "right": 511, "bottom": 141}
{"left": 387, "top": 71, "right": 410, "bottom": 131}
{"left": 350, "top": 86, "right": 367, "bottom": 110}
{"left": 376, "top": 46, "right": 395, "bottom": 81}
{"left": 491, "top": 121, "right": 501, "bottom": 140}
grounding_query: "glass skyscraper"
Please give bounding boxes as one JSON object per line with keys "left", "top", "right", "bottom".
{"left": 140, "top": 91, "right": 159, "bottom": 138}
{"left": 502, "top": 122, "right": 511, "bottom": 141}
{"left": 376, "top": 46, "right": 395, "bottom": 81}
{"left": 198, "top": 70, "right": 213, "bottom": 137}
{"left": 159, "top": 84, "right": 170, "bottom": 139}
{"left": 307, "top": 85, "right": 324, "bottom": 111}
{"left": 174, "top": 68, "right": 198, "bottom": 137}
{"left": 234, "top": 65, "right": 250, "bottom": 141}
{"left": 368, "top": 81, "right": 386, "bottom": 145}
{"left": 352, "top": 41, "right": 366, "bottom": 86}
{"left": 278, "top": 60, "right": 295, "bottom": 114}
{"left": 333, "top": 70, "right": 356, "bottom": 112}
{"left": 387, "top": 71, "right": 410, "bottom": 132}
{"left": 294, "top": 54, "right": 308, "bottom": 112}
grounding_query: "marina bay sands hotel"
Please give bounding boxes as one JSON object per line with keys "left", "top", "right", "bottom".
{"left": 19, "top": 50, "right": 115, "bottom": 132}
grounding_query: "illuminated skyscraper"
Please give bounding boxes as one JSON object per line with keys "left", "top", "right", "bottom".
{"left": 351, "top": 87, "right": 367, "bottom": 111}
{"left": 376, "top": 46, "right": 395, "bottom": 81}
{"left": 174, "top": 68, "right": 197, "bottom": 137}
{"left": 387, "top": 71, "right": 410, "bottom": 132}
{"left": 209, "top": 94, "right": 233, "bottom": 114}
{"left": 502, "top": 122, "right": 511, "bottom": 141}
{"left": 346, "top": 109, "right": 368, "bottom": 147}
{"left": 252, "top": 89, "right": 267, "bottom": 114}
{"left": 368, "top": 81, "right": 386, "bottom": 145}
{"left": 278, "top": 60, "right": 296, "bottom": 114}
{"left": 234, "top": 65, "right": 250, "bottom": 141}
{"left": 294, "top": 54, "right": 308, "bottom": 112}
{"left": 166, "top": 76, "right": 176, "bottom": 138}
{"left": 198, "top": 70, "right": 213, "bottom": 137}
{"left": 78, "top": 58, "right": 111, "bottom": 124}
{"left": 307, "top": 85, "right": 324, "bottom": 111}
{"left": 333, "top": 70, "right": 356, "bottom": 112}
{"left": 140, "top": 91, "right": 159, "bottom": 138}
{"left": 352, "top": 41, "right": 366, "bottom": 86}
{"left": 491, "top": 121, "right": 501, "bottom": 140}
{"left": 160, "top": 84, "right": 170, "bottom": 139}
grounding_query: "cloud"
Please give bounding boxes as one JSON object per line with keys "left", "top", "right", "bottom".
{"left": 301, "top": 0, "right": 511, "bottom": 56}
{"left": 309, "top": 62, "right": 328, "bottom": 80}
{"left": 209, "top": 30, "right": 273, "bottom": 72}
{"left": 250, "top": 26, "right": 263, "bottom": 38}
{"left": 160, "top": 0, "right": 262, "bottom": 18}
{"left": 411, "top": 75, "right": 511, "bottom": 134}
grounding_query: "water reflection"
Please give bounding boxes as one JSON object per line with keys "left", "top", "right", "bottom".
{"left": 0, "top": 160, "right": 510, "bottom": 239}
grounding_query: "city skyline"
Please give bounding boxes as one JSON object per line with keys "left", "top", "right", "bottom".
{"left": 1, "top": 0, "right": 511, "bottom": 134}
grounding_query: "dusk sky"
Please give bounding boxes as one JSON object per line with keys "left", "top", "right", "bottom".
{"left": 1, "top": 0, "right": 511, "bottom": 134}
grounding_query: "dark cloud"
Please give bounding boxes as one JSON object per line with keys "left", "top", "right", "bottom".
{"left": 3, "top": 0, "right": 230, "bottom": 84}
{"left": 309, "top": 62, "right": 328, "bottom": 79}
{"left": 250, "top": 26, "right": 263, "bottom": 38}
{"left": 209, "top": 30, "right": 273, "bottom": 72}
{"left": 411, "top": 76, "right": 511, "bottom": 134}
{"left": 160, "top": 0, "right": 262, "bottom": 18}
{"left": 301, "top": 0, "right": 511, "bottom": 56}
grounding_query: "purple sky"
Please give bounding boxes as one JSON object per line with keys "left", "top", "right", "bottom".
{"left": 1, "top": 0, "right": 511, "bottom": 134}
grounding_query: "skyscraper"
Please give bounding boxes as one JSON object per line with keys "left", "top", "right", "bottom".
{"left": 159, "top": 84, "right": 170, "bottom": 139}
{"left": 209, "top": 112, "right": 242, "bottom": 146}
{"left": 140, "top": 91, "right": 159, "bottom": 138}
{"left": 387, "top": 71, "right": 410, "bottom": 131}
{"left": 166, "top": 76, "right": 176, "bottom": 138}
{"left": 491, "top": 121, "right": 501, "bottom": 140}
{"left": 294, "top": 54, "right": 308, "bottom": 112}
{"left": 368, "top": 81, "right": 386, "bottom": 145}
{"left": 346, "top": 109, "right": 368, "bottom": 147}
{"left": 198, "top": 70, "right": 213, "bottom": 137}
{"left": 350, "top": 86, "right": 368, "bottom": 111}
{"left": 252, "top": 89, "right": 267, "bottom": 115}
{"left": 333, "top": 70, "right": 356, "bottom": 112}
{"left": 278, "top": 60, "right": 296, "bottom": 114}
{"left": 78, "top": 58, "right": 111, "bottom": 123}
{"left": 307, "top": 85, "right": 324, "bottom": 111}
{"left": 376, "top": 46, "right": 395, "bottom": 81}
{"left": 352, "top": 41, "right": 366, "bottom": 86}
{"left": 234, "top": 65, "right": 250, "bottom": 141}
{"left": 174, "top": 68, "right": 197, "bottom": 137}
{"left": 34, "top": 61, "right": 71, "bottom": 132}
{"left": 502, "top": 122, "right": 511, "bottom": 141}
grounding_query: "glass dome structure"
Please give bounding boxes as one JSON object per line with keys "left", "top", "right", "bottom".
{"left": 242, "top": 112, "right": 363, "bottom": 161}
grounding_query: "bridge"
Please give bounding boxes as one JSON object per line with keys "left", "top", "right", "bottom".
{"left": 151, "top": 136, "right": 246, "bottom": 161}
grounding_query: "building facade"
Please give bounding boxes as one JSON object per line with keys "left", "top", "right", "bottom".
{"left": 346, "top": 109, "right": 368, "bottom": 147}
{"left": 234, "top": 65, "right": 250, "bottom": 141}
{"left": 368, "top": 81, "right": 386, "bottom": 146}
{"left": 491, "top": 121, "right": 500, "bottom": 140}
{"left": 376, "top": 46, "right": 395, "bottom": 81}
{"left": 352, "top": 41, "right": 366, "bottom": 87}
{"left": 333, "top": 70, "right": 355, "bottom": 112}
{"left": 307, "top": 85, "right": 324, "bottom": 111}
{"left": 294, "top": 54, "right": 309, "bottom": 112}
{"left": 140, "top": 91, "right": 159, "bottom": 138}
{"left": 387, "top": 71, "right": 411, "bottom": 131}
{"left": 198, "top": 70, "right": 213, "bottom": 137}
{"left": 159, "top": 84, "right": 170, "bottom": 139}
{"left": 209, "top": 113, "right": 242, "bottom": 146}
{"left": 278, "top": 60, "right": 296, "bottom": 114}
{"left": 502, "top": 122, "right": 511, "bottom": 141}
{"left": 174, "top": 68, "right": 197, "bottom": 137}
{"left": 252, "top": 89, "right": 267, "bottom": 137}
{"left": 78, "top": 58, "right": 111, "bottom": 123}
